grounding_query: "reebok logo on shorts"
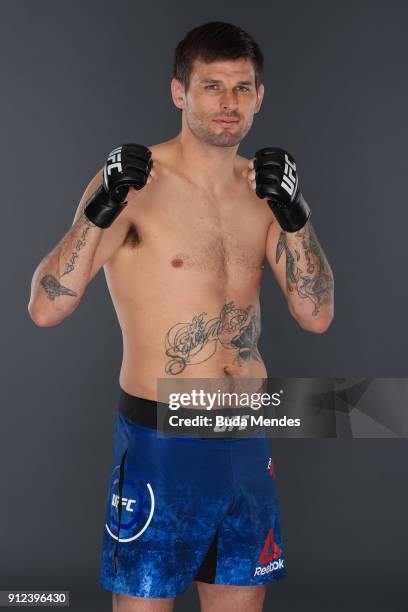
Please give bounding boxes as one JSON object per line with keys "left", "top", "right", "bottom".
{"left": 253, "top": 528, "right": 284, "bottom": 576}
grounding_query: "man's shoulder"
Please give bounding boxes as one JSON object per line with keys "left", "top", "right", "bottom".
{"left": 147, "top": 139, "right": 176, "bottom": 163}
{"left": 235, "top": 153, "right": 252, "bottom": 174}
{"left": 145, "top": 139, "right": 183, "bottom": 183}
{"left": 236, "top": 153, "right": 252, "bottom": 164}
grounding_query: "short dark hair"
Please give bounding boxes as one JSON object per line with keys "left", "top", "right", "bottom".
{"left": 173, "top": 21, "right": 264, "bottom": 92}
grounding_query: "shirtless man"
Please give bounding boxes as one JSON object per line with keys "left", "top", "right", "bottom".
{"left": 28, "top": 21, "right": 333, "bottom": 612}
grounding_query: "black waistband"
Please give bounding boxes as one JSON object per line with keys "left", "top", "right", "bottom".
{"left": 117, "top": 389, "right": 252, "bottom": 433}
{"left": 118, "top": 389, "right": 159, "bottom": 429}
{"left": 117, "top": 388, "right": 269, "bottom": 441}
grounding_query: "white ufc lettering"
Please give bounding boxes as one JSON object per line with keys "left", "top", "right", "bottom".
{"left": 281, "top": 154, "right": 297, "bottom": 198}
{"left": 111, "top": 494, "right": 136, "bottom": 512}
{"left": 106, "top": 146, "right": 123, "bottom": 175}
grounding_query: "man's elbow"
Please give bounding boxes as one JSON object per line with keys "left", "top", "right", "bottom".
{"left": 288, "top": 302, "right": 334, "bottom": 334}
{"left": 28, "top": 302, "right": 59, "bottom": 327}
{"left": 309, "top": 315, "right": 333, "bottom": 334}
{"left": 27, "top": 300, "right": 77, "bottom": 327}
{"left": 299, "top": 312, "right": 334, "bottom": 334}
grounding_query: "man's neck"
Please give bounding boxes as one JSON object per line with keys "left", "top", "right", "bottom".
{"left": 172, "top": 131, "right": 240, "bottom": 196}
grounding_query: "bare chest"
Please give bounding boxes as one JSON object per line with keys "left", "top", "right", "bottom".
{"left": 123, "top": 177, "right": 271, "bottom": 276}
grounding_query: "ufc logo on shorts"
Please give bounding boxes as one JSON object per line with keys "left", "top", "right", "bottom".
{"left": 106, "top": 146, "right": 123, "bottom": 175}
{"left": 111, "top": 494, "right": 136, "bottom": 512}
{"left": 281, "top": 154, "right": 297, "bottom": 198}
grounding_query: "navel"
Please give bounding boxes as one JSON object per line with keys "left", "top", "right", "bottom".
{"left": 223, "top": 365, "right": 232, "bottom": 377}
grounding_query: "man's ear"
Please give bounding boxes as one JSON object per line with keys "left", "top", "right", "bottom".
{"left": 171, "top": 78, "right": 186, "bottom": 111}
{"left": 254, "top": 83, "right": 265, "bottom": 114}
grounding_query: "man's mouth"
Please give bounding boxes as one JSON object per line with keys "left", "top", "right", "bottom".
{"left": 214, "top": 118, "right": 239, "bottom": 125}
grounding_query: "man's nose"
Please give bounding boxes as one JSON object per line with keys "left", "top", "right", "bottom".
{"left": 219, "top": 90, "right": 239, "bottom": 110}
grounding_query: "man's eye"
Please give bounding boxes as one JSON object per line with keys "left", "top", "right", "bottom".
{"left": 205, "top": 85, "right": 249, "bottom": 92}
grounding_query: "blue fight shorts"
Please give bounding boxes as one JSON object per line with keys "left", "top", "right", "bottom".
{"left": 99, "top": 390, "right": 287, "bottom": 598}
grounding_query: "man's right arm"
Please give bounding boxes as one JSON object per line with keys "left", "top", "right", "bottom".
{"left": 28, "top": 143, "right": 153, "bottom": 327}
{"left": 27, "top": 170, "right": 132, "bottom": 327}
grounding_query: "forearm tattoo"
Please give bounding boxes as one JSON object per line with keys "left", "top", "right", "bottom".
{"left": 60, "top": 218, "right": 93, "bottom": 277}
{"left": 40, "top": 274, "right": 78, "bottom": 301}
{"left": 40, "top": 216, "right": 93, "bottom": 302}
{"left": 164, "top": 301, "right": 261, "bottom": 375}
{"left": 276, "top": 224, "right": 333, "bottom": 316}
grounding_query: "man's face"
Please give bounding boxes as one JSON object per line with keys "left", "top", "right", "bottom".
{"left": 175, "top": 58, "right": 264, "bottom": 147}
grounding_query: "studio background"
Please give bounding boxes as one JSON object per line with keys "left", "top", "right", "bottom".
{"left": 1, "top": 0, "right": 407, "bottom": 610}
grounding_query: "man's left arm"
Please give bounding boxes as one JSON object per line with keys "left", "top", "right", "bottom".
{"left": 265, "top": 218, "right": 334, "bottom": 333}
{"left": 247, "top": 147, "right": 334, "bottom": 333}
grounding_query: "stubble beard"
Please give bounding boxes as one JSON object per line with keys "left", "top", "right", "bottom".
{"left": 186, "top": 108, "right": 254, "bottom": 148}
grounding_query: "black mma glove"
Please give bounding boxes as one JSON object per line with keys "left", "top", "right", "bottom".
{"left": 254, "top": 147, "right": 310, "bottom": 232}
{"left": 84, "top": 143, "right": 153, "bottom": 228}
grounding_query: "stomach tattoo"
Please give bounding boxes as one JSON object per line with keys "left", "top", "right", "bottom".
{"left": 164, "top": 301, "right": 261, "bottom": 375}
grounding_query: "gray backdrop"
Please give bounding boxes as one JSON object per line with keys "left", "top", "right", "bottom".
{"left": 1, "top": 0, "right": 407, "bottom": 610}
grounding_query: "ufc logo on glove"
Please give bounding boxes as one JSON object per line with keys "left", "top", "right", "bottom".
{"left": 281, "top": 154, "right": 298, "bottom": 198}
{"left": 106, "top": 146, "right": 123, "bottom": 175}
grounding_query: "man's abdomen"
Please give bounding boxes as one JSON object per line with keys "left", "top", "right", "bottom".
{"left": 118, "top": 298, "right": 267, "bottom": 401}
